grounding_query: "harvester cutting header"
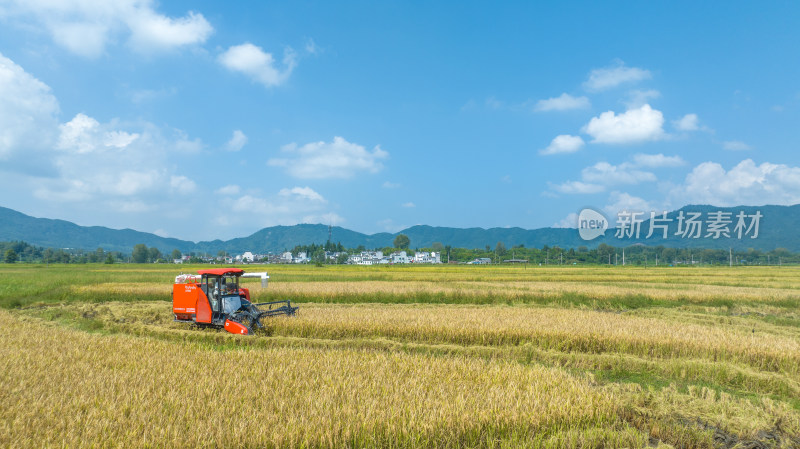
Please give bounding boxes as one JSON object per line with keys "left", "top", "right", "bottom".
{"left": 172, "top": 268, "right": 297, "bottom": 335}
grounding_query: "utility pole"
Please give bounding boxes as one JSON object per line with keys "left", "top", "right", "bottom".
{"left": 615, "top": 253, "right": 618, "bottom": 265}
{"left": 655, "top": 254, "right": 658, "bottom": 266}
{"left": 560, "top": 253, "right": 562, "bottom": 265}
{"left": 729, "top": 248, "right": 732, "bottom": 267}
{"left": 622, "top": 248, "right": 625, "bottom": 266}
{"left": 608, "top": 254, "right": 611, "bottom": 265}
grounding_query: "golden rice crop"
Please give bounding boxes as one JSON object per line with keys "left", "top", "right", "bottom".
{"left": 21, "top": 300, "right": 800, "bottom": 427}
{"left": 246, "top": 265, "right": 800, "bottom": 290}
{"left": 4, "top": 264, "right": 800, "bottom": 448}
{"left": 260, "top": 279, "right": 800, "bottom": 303}
{"left": 0, "top": 309, "right": 642, "bottom": 449}
{"left": 34, "top": 301, "right": 800, "bottom": 375}
{"left": 69, "top": 276, "right": 800, "bottom": 306}
{"left": 5, "top": 304, "right": 799, "bottom": 448}
{"left": 266, "top": 304, "right": 800, "bottom": 374}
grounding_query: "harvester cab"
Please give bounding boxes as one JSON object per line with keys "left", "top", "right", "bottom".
{"left": 172, "top": 268, "right": 297, "bottom": 335}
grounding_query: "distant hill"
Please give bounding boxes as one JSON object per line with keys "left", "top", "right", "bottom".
{"left": 193, "top": 224, "right": 394, "bottom": 255}
{"left": 0, "top": 206, "right": 195, "bottom": 254}
{"left": 1, "top": 204, "right": 798, "bottom": 254}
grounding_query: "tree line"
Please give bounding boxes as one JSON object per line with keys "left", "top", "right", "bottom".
{"left": 2, "top": 237, "right": 799, "bottom": 266}
{"left": 0, "top": 241, "right": 122, "bottom": 264}
{"left": 441, "top": 242, "right": 798, "bottom": 266}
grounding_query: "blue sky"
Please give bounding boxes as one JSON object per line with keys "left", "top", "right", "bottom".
{"left": 1, "top": 1, "right": 799, "bottom": 241}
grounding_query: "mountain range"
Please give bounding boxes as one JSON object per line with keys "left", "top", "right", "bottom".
{"left": 1, "top": 204, "right": 798, "bottom": 254}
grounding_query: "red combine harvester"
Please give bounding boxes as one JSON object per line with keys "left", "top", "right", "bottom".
{"left": 172, "top": 268, "right": 297, "bottom": 335}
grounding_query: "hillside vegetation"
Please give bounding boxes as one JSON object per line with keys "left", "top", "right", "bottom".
{"left": 3, "top": 203, "right": 799, "bottom": 253}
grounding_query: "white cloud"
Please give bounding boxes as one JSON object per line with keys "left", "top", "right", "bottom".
{"left": 226, "top": 187, "right": 338, "bottom": 228}
{"left": 382, "top": 181, "right": 401, "bottom": 189}
{"left": 540, "top": 134, "right": 585, "bottom": 155}
{"left": 231, "top": 194, "right": 291, "bottom": 217}
{"left": 0, "top": 53, "right": 59, "bottom": 160}
{"left": 402, "top": 202, "right": 415, "bottom": 208}
{"left": 305, "top": 38, "right": 319, "bottom": 55}
{"left": 625, "top": 89, "right": 661, "bottom": 108}
{"left": 172, "top": 130, "right": 203, "bottom": 153}
{"left": 669, "top": 159, "right": 800, "bottom": 206}
{"left": 49, "top": 22, "right": 109, "bottom": 58}
{"left": 57, "top": 114, "right": 101, "bottom": 153}
{"left": 550, "top": 181, "right": 604, "bottom": 194}
{"left": 170, "top": 175, "right": 196, "bottom": 195}
{"left": 583, "top": 104, "right": 665, "bottom": 144}
{"left": 2, "top": 0, "right": 212, "bottom": 57}
{"left": 57, "top": 113, "right": 139, "bottom": 154}
{"left": 603, "top": 191, "right": 655, "bottom": 222}
{"left": 723, "top": 140, "right": 752, "bottom": 151}
{"left": 0, "top": 55, "right": 208, "bottom": 218}
{"left": 106, "top": 171, "right": 161, "bottom": 196}
{"left": 553, "top": 212, "right": 578, "bottom": 228}
{"left": 218, "top": 43, "right": 296, "bottom": 87}
{"left": 673, "top": 113, "right": 700, "bottom": 131}
{"left": 36, "top": 112, "right": 203, "bottom": 208}
{"left": 126, "top": 10, "right": 213, "bottom": 52}
{"left": 105, "top": 130, "right": 140, "bottom": 148}
{"left": 559, "top": 159, "right": 800, "bottom": 225}
{"left": 581, "top": 162, "right": 656, "bottom": 185}
{"left": 215, "top": 185, "right": 241, "bottom": 196}
{"left": 549, "top": 153, "right": 682, "bottom": 196}
{"left": 534, "top": 93, "right": 590, "bottom": 112}
{"left": 34, "top": 168, "right": 167, "bottom": 200}
{"left": 224, "top": 130, "right": 247, "bottom": 152}
{"left": 269, "top": 136, "right": 389, "bottom": 179}
{"left": 278, "top": 186, "right": 326, "bottom": 202}
{"left": 631, "top": 153, "right": 685, "bottom": 168}
{"left": 583, "top": 61, "right": 651, "bottom": 91}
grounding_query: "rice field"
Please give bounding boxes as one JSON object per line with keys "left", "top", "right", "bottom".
{"left": 1, "top": 264, "right": 799, "bottom": 448}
